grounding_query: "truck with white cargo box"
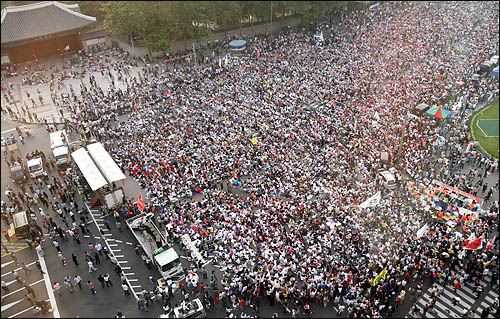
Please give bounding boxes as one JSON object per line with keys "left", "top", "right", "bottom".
{"left": 50, "top": 130, "right": 70, "bottom": 166}
{"left": 126, "top": 212, "right": 184, "bottom": 281}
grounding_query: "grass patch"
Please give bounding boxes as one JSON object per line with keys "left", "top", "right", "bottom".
{"left": 471, "top": 98, "right": 499, "bottom": 159}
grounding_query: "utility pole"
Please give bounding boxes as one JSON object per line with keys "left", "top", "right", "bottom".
{"left": 130, "top": 34, "right": 135, "bottom": 57}
{"left": 270, "top": 1, "right": 273, "bottom": 35}
{"left": 192, "top": 42, "right": 197, "bottom": 66}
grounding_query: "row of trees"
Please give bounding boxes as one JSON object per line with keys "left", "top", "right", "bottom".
{"left": 100, "top": 1, "right": 350, "bottom": 53}
{"left": 1, "top": 1, "right": 350, "bottom": 53}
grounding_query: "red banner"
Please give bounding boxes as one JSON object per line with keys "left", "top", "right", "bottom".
{"left": 464, "top": 237, "right": 482, "bottom": 250}
{"left": 137, "top": 193, "right": 145, "bottom": 212}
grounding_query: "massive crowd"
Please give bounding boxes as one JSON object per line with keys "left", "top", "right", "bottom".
{"left": 2, "top": 1, "right": 499, "bottom": 318}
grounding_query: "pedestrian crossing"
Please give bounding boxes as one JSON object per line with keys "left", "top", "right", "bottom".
{"left": 1, "top": 240, "right": 29, "bottom": 258}
{"left": 406, "top": 271, "right": 498, "bottom": 318}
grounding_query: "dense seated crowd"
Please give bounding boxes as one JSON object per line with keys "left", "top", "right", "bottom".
{"left": 4, "top": 1, "right": 498, "bottom": 317}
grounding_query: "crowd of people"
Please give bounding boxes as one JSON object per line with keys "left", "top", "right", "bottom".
{"left": 1, "top": 1, "right": 499, "bottom": 318}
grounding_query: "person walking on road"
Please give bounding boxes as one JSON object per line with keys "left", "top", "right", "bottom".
{"left": 1, "top": 280, "right": 10, "bottom": 293}
{"left": 94, "top": 251, "right": 101, "bottom": 265}
{"left": 122, "top": 283, "right": 130, "bottom": 296}
{"left": 64, "top": 275, "right": 73, "bottom": 293}
{"left": 98, "top": 274, "right": 106, "bottom": 288}
{"left": 72, "top": 252, "right": 79, "bottom": 266}
{"left": 53, "top": 282, "right": 62, "bottom": 296}
{"left": 87, "top": 280, "right": 97, "bottom": 294}
{"left": 104, "top": 273, "right": 113, "bottom": 287}
{"left": 13, "top": 270, "right": 23, "bottom": 284}
{"left": 88, "top": 260, "right": 97, "bottom": 273}
{"left": 11, "top": 252, "right": 19, "bottom": 265}
{"left": 58, "top": 251, "right": 67, "bottom": 266}
{"left": 53, "top": 239, "right": 61, "bottom": 252}
{"left": 35, "top": 260, "right": 45, "bottom": 275}
{"left": 21, "top": 262, "right": 32, "bottom": 276}
{"left": 24, "top": 284, "right": 36, "bottom": 299}
{"left": 74, "top": 275, "right": 82, "bottom": 290}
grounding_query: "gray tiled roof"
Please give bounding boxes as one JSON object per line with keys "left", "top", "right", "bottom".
{"left": 1, "top": 1, "right": 96, "bottom": 45}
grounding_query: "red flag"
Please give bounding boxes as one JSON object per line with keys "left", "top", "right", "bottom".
{"left": 487, "top": 236, "right": 496, "bottom": 250}
{"left": 137, "top": 193, "right": 145, "bottom": 212}
{"left": 465, "top": 237, "right": 482, "bottom": 250}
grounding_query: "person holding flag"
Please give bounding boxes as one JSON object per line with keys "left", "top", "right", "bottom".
{"left": 372, "top": 266, "right": 387, "bottom": 286}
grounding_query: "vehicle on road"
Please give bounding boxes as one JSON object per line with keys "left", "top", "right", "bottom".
{"left": 159, "top": 298, "right": 206, "bottom": 318}
{"left": 27, "top": 156, "right": 44, "bottom": 178}
{"left": 378, "top": 168, "right": 398, "bottom": 190}
{"left": 12, "top": 211, "right": 32, "bottom": 239}
{"left": 50, "top": 130, "right": 70, "bottom": 166}
{"left": 7, "top": 143, "right": 28, "bottom": 183}
{"left": 126, "top": 212, "right": 184, "bottom": 281}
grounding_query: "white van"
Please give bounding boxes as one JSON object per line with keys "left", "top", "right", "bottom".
{"left": 27, "top": 158, "right": 44, "bottom": 178}
{"left": 378, "top": 168, "right": 397, "bottom": 190}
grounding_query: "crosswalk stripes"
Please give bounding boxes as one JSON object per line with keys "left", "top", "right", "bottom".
{"left": 1, "top": 240, "right": 29, "bottom": 257}
{"left": 406, "top": 270, "right": 497, "bottom": 318}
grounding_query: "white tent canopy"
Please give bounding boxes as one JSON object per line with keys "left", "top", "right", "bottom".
{"left": 71, "top": 147, "right": 107, "bottom": 191}
{"left": 87, "top": 142, "right": 126, "bottom": 184}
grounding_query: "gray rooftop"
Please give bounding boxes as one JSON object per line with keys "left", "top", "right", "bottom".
{"left": 1, "top": 1, "right": 96, "bottom": 45}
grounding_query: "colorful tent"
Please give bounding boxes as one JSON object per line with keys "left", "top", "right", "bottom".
{"left": 425, "top": 106, "right": 452, "bottom": 119}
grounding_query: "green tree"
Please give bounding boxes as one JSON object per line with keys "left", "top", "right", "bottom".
{"left": 171, "top": 1, "right": 213, "bottom": 49}
{"left": 101, "top": 1, "right": 175, "bottom": 55}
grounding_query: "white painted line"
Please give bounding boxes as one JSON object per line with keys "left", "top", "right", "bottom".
{"left": 128, "top": 279, "right": 138, "bottom": 282}
{"left": 120, "top": 266, "right": 131, "bottom": 270}
{"left": 97, "top": 224, "right": 105, "bottom": 227}
{"left": 1, "top": 299, "right": 24, "bottom": 311}
{"left": 108, "top": 244, "right": 118, "bottom": 247}
{"left": 79, "top": 188, "right": 137, "bottom": 299}
{"left": 1, "top": 261, "right": 37, "bottom": 278}
{"left": 126, "top": 242, "right": 133, "bottom": 246}
{"left": 103, "top": 233, "right": 112, "bottom": 237}
{"left": 124, "top": 272, "right": 135, "bottom": 276}
{"left": 114, "top": 240, "right": 123, "bottom": 243}
{"left": 1, "top": 126, "right": 25, "bottom": 134}
{"left": 38, "top": 252, "right": 60, "bottom": 318}
{"left": 111, "top": 249, "right": 121, "bottom": 252}
{"left": 5, "top": 279, "right": 18, "bottom": 286}
{"left": 7, "top": 299, "right": 50, "bottom": 318}
{"left": 1, "top": 260, "right": 15, "bottom": 268}
{"left": 95, "top": 218, "right": 104, "bottom": 221}
{"left": 114, "top": 255, "right": 125, "bottom": 258}
{"left": 2, "top": 279, "right": 45, "bottom": 298}
{"left": 131, "top": 285, "right": 142, "bottom": 288}
{"left": 106, "top": 238, "right": 115, "bottom": 242}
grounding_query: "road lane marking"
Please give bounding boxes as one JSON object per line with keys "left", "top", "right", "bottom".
{"left": 1, "top": 299, "right": 24, "bottom": 311}
{"left": 124, "top": 273, "right": 135, "bottom": 276}
{"left": 7, "top": 299, "right": 51, "bottom": 318}
{"left": 114, "top": 255, "right": 124, "bottom": 258}
{"left": 126, "top": 242, "right": 133, "bottom": 245}
{"left": 120, "top": 266, "right": 131, "bottom": 270}
{"left": 38, "top": 252, "right": 60, "bottom": 318}
{"left": 1, "top": 261, "right": 15, "bottom": 268}
{"left": 114, "top": 240, "right": 123, "bottom": 243}
{"left": 128, "top": 279, "right": 138, "bottom": 282}
{"left": 1, "top": 261, "right": 37, "bottom": 278}
{"left": 117, "top": 260, "right": 128, "bottom": 264}
{"left": 108, "top": 244, "right": 118, "bottom": 247}
{"left": 80, "top": 189, "right": 137, "bottom": 299}
{"left": 2, "top": 279, "right": 44, "bottom": 298}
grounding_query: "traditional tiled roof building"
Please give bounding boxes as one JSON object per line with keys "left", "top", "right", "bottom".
{"left": 1, "top": 1, "right": 96, "bottom": 65}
